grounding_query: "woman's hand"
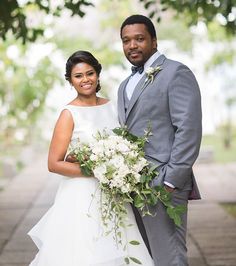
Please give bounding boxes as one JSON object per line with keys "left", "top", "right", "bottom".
{"left": 65, "top": 153, "right": 78, "bottom": 163}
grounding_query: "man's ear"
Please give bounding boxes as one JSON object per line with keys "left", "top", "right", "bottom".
{"left": 152, "top": 38, "right": 157, "bottom": 50}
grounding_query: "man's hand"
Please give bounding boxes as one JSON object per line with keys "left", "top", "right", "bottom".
{"left": 164, "top": 185, "right": 175, "bottom": 193}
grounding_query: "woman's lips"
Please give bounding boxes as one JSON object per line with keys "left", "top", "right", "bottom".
{"left": 81, "top": 84, "right": 92, "bottom": 89}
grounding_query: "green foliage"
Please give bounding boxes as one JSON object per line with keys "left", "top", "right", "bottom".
{"left": 205, "top": 48, "right": 235, "bottom": 71}
{"left": 72, "top": 143, "right": 94, "bottom": 176}
{"left": 202, "top": 127, "right": 236, "bottom": 163}
{"left": 129, "top": 257, "right": 142, "bottom": 264}
{"left": 0, "top": 37, "right": 63, "bottom": 144}
{"left": 207, "top": 21, "right": 233, "bottom": 41}
{"left": 1, "top": 0, "right": 235, "bottom": 44}
{"left": 71, "top": 126, "right": 186, "bottom": 229}
{"left": 0, "top": 0, "right": 94, "bottom": 43}
{"left": 112, "top": 127, "right": 187, "bottom": 226}
{"left": 141, "top": 0, "right": 236, "bottom": 36}
{"left": 157, "top": 18, "right": 193, "bottom": 52}
{"left": 54, "top": 35, "right": 123, "bottom": 69}
{"left": 113, "top": 126, "right": 147, "bottom": 149}
{"left": 166, "top": 203, "right": 187, "bottom": 227}
{"left": 54, "top": 36, "right": 93, "bottom": 58}
{"left": 205, "top": 21, "right": 236, "bottom": 69}
{"left": 129, "top": 240, "right": 140, "bottom": 245}
{"left": 99, "top": 0, "right": 137, "bottom": 30}
{"left": 221, "top": 203, "right": 236, "bottom": 218}
{"left": 0, "top": 1, "right": 127, "bottom": 146}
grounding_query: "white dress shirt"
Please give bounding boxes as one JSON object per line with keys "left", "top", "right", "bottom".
{"left": 125, "top": 50, "right": 161, "bottom": 100}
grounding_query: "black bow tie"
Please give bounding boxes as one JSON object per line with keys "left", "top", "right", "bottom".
{"left": 131, "top": 65, "right": 144, "bottom": 75}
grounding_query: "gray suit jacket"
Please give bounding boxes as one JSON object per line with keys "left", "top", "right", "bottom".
{"left": 118, "top": 55, "right": 202, "bottom": 199}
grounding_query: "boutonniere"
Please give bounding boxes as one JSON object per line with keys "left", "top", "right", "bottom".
{"left": 144, "top": 66, "right": 162, "bottom": 84}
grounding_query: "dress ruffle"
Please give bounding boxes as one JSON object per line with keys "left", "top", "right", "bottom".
{"left": 28, "top": 178, "right": 153, "bottom": 266}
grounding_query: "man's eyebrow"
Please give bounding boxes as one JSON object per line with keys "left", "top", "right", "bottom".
{"left": 122, "top": 34, "right": 144, "bottom": 39}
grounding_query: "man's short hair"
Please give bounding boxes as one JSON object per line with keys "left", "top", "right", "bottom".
{"left": 120, "top": 14, "right": 157, "bottom": 39}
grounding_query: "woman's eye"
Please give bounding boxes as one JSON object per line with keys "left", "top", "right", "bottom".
{"left": 88, "top": 71, "right": 94, "bottom": 76}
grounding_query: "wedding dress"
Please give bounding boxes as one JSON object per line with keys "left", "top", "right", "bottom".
{"left": 28, "top": 101, "right": 154, "bottom": 266}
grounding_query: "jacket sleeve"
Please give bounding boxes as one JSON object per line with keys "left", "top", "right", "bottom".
{"left": 163, "top": 64, "right": 202, "bottom": 189}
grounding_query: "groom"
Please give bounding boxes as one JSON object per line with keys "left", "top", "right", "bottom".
{"left": 118, "top": 15, "right": 202, "bottom": 266}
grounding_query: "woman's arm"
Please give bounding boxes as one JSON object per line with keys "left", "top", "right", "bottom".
{"left": 48, "top": 109, "right": 83, "bottom": 177}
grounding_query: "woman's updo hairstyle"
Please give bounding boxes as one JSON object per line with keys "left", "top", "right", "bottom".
{"left": 65, "top": 50, "right": 102, "bottom": 92}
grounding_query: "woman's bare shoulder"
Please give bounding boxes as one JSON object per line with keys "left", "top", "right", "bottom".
{"left": 97, "top": 97, "right": 109, "bottom": 105}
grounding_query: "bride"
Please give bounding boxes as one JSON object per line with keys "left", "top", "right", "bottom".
{"left": 28, "top": 50, "right": 154, "bottom": 266}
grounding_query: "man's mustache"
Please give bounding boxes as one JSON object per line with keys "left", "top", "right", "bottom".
{"left": 128, "top": 50, "right": 142, "bottom": 56}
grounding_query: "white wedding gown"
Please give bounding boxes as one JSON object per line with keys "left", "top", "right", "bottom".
{"left": 28, "top": 101, "right": 154, "bottom": 266}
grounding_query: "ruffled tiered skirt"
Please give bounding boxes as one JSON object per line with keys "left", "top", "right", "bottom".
{"left": 28, "top": 177, "right": 154, "bottom": 266}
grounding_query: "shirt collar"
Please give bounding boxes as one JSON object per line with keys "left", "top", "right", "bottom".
{"left": 144, "top": 50, "right": 161, "bottom": 70}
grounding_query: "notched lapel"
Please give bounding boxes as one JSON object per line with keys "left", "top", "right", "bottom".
{"left": 125, "top": 55, "right": 166, "bottom": 120}
{"left": 125, "top": 74, "right": 148, "bottom": 119}
{"left": 118, "top": 77, "right": 130, "bottom": 126}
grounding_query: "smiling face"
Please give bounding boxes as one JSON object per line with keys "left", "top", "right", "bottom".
{"left": 121, "top": 23, "right": 157, "bottom": 66}
{"left": 70, "top": 62, "right": 98, "bottom": 97}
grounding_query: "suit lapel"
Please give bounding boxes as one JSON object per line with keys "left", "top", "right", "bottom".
{"left": 125, "top": 74, "right": 147, "bottom": 119}
{"left": 117, "top": 77, "right": 130, "bottom": 126}
{"left": 125, "top": 55, "right": 166, "bottom": 120}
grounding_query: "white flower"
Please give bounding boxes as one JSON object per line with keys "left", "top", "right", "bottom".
{"left": 121, "top": 184, "right": 131, "bottom": 193}
{"left": 90, "top": 153, "right": 98, "bottom": 161}
{"left": 93, "top": 165, "right": 107, "bottom": 181}
{"left": 133, "top": 157, "right": 148, "bottom": 172}
{"left": 109, "top": 175, "right": 124, "bottom": 188}
{"left": 116, "top": 142, "right": 130, "bottom": 153}
{"left": 133, "top": 172, "right": 141, "bottom": 183}
{"left": 91, "top": 144, "right": 104, "bottom": 155}
{"left": 109, "top": 155, "right": 125, "bottom": 167}
{"left": 116, "top": 164, "right": 131, "bottom": 178}
{"left": 128, "top": 150, "right": 139, "bottom": 158}
{"left": 144, "top": 65, "right": 162, "bottom": 84}
{"left": 69, "top": 126, "right": 183, "bottom": 258}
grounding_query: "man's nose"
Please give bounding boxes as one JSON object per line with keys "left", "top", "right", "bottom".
{"left": 130, "top": 40, "right": 138, "bottom": 49}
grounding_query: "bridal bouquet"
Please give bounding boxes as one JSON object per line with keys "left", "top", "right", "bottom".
{"left": 70, "top": 127, "right": 186, "bottom": 264}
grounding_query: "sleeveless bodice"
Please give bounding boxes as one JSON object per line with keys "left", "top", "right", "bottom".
{"left": 64, "top": 101, "right": 119, "bottom": 146}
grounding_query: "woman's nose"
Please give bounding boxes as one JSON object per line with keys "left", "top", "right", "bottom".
{"left": 82, "top": 75, "right": 89, "bottom": 81}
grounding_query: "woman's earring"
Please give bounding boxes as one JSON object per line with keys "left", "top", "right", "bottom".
{"left": 96, "top": 79, "right": 101, "bottom": 92}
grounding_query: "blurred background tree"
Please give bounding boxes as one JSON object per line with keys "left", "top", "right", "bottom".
{"left": 0, "top": 38, "right": 62, "bottom": 145}
{"left": 1, "top": 0, "right": 235, "bottom": 43}
{"left": 142, "top": 0, "right": 236, "bottom": 36}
